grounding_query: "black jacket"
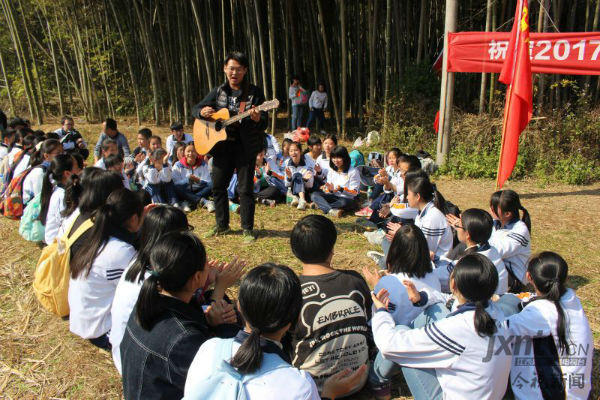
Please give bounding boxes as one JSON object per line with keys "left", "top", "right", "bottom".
{"left": 120, "top": 295, "right": 212, "bottom": 400}
{"left": 191, "top": 82, "right": 268, "bottom": 159}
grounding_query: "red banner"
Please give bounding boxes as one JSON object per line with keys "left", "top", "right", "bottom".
{"left": 446, "top": 31, "right": 600, "bottom": 75}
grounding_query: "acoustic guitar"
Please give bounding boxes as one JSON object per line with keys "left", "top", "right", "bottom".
{"left": 192, "top": 99, "right": 280, "bottom": 155}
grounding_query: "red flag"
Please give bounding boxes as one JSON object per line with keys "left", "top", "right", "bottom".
{"left": 496, "top": 0, "right": 533, "bottom": 189}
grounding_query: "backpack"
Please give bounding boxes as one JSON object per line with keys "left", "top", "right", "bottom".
{"left": 349, "top": 149, "right": 365, "bottom": 168}
{"left": 32, "top": 217, "right": 94, "bottom": 317}
{"left": 183, "top": 338, "right": 290, "bottom": 400}
{"left": 19, "top": 192, "right": 44, "bottom": 242}
{"left": 0, "top": 167, "right": 33, "bottom": 219}
{"left": 0, "top": 150, "right": 23, "bottom": 195}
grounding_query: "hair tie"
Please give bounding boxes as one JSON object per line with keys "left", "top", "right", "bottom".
{"left": 148, "top": 269, "right": 160, "bottom": 279}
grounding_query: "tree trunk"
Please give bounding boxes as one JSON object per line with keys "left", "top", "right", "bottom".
{"left": 17, "top": 0, "right": 44, "bottom": 121}
{"left": 316, "top": 0, "right": 341, "bottom": 134}
{"left": 479, "top": 0, "right": 492, "bottom": 114}
{"left": 416, "top": 0, "right": 426, "bottom": 63}
{"left": 281, "top": 0, "right": 291, "bottom": 129}
{"left": 369, "top": 0, "right": 378, "bottom": 115}
{"left": 268, "top": 0, "right": 277, "bottom": 133}
{"left": 191, "top": 0, "right": 215, "bottom": 89}
{"left": 253, "top": 0, "right": 269, "bottom": 97}
{"left": 340, "top": 0, "right": 347, "bottom": 138}
{"left": 0, "top": 48, "right": 15, "bottom": 114}
{"left": 383, "top": 0, "right": 392, "bottom": 132}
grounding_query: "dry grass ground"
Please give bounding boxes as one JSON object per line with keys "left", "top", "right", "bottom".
{"left": 1, "top": 120, "right": 598, "bottom": 399}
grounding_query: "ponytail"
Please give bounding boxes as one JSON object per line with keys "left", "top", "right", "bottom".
{"left": 230, "top": 328, "right": 263, "bottom": 374}
{"left": 498, "top": 190, "right": 531, "bottom": 233}
{"left": 134, "top": 231, "right": 207, "bottom": 331}
{"left": 62, "top": 174, "right": 82, "bottom": 218}
{"left": 519, "top": 205, "right": 531, "bottom": 233}
{"left": 474, "top": 300, "right": 497, "bottom": 337}
{"left": 432, "top": 185, "right": 449, "bottom": 215}
{"left": 38, "top": 172, "right": 54, "bottom": 225}
{"left": 39, "top": 154, "right": 74, "bottom": 225}
{"left": 528, "top": 252, "right": 569, "bottom": 353}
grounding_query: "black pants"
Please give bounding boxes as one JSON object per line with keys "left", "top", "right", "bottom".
{"left": 211, "top": 142, "right": 256, "bottom": 230}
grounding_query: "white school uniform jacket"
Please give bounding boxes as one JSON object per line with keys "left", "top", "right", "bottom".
{"left": 284, "top": 157, "right": 315, "bottom": 189}
{"left": 325, "top": 167, "right": 360, "bottom": 199}
{"left": 7, "top": 146, "right": 22, "bottom": 167}
{"left": 22, "top": 165, "right": 45, "bottom": 204}
{"left": 434, "top": 244, "right": 508, "bottom": 295}
{"left": 184, "top": 337, "right": 320, "bottom": 400}
{"left": 0, "top": 143, "right": 8, "bottom": 162}
{"left": 374, "top": 269, "right": 442, "bottom": 326}
{"left": 172, "top": 159, "right": 211, "bottom": 186}
{"left": 94, "top": 158, "right": 106, "bottom": 169}
{"left": 315, "top": 154, "right": 330, "bottom": 179}
{"left": 489, "top": 219, "right": 531, "bottom": 284}
{"left": 12, "top": 154, "right": 30, "bottom": 178}
{"left": 44, "top": 186, "right": 65, "bottom": 244}
{"left": 110, "top": 261, "right": 145, "bottom": 375}
{"left": 504, "top": 289, "right": 592, "bottom": 400}
{"left": 142, "top": 164, "right": 173, "bottom": 185}
{"left": 372, "top": 303, "right": 511, "bottom": 400}
{"left": 68, "top": 237, "right": 137, "bottom": 339}
{"left": 166, "top": 133, "right": 193, "bottom": 155}
{"left": 265, "top": 157, "right": 286, "bottom": 182}
{"left": 415, "top": 202, "right": 453, "bottom": 260}
{"left": 265, "top": 134, "right": 281, "bottom": 161}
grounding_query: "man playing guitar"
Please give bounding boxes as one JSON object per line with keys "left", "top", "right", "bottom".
{"left": 192, "top": 52, "right": 267, "bottom": 242}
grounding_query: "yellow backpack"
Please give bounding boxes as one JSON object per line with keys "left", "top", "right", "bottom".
{"left": 33, "top": 217, "right": 94, "bottom": 317}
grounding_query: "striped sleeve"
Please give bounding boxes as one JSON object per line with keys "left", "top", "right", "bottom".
{"left": 371, "top": 309, "right": 461, "bottom": 369}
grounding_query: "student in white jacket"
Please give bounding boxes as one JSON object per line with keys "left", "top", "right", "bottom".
{"left": 369, "top": 253, "right": 511, "bottom": 400}
{"left": 22, "top": 139, "right": 63, "bottom": 205}
{"left": 502, "top": 252, "right": 593, "bottom": 400}
{"left": 488, "top": 189, "right": 532, "bottom": 291}
{"left": 68, "top": 188, "right": 143, "bottom": 350}
{"left": 442, "top": 209, "right": 508, "bottom": 294}
{"left": 142, "top": 148, "right": 178, "bottom": 205}
{"left": 165, "top": 121, "right": 193, "bottom": 155}
{"left": 311, "top": 145, "right": 360, "bottom": 218}
{"left": 172, "top": 143, "right": 213, "bottom": 212}
{"left": 184, "top": 263, "right": 366, "bottom": 400}
{"left": 284, "top": 141, "right": 314, "bottom": 210}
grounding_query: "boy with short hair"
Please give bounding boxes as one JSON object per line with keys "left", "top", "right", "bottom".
{"left": 289, "top": 214, "right": 372, "bottom": 397}
{"left": 93, "top": 118, "right": 131, "bottom": 162}
{"left": 94, "top": 138, "right": 119, "bottom": 169}
{"left": 165, "top": 122, "right": 193, "bottom": 155}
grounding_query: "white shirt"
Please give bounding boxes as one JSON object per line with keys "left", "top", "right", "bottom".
{"left": 22, "top": 165, "right": 45, "bottom": 204}
{"left": 284, "top": 157, "right": 315, "bottom": 190}
{"left": 324, "top": 167, "right": 361, "bottom": 199}
{"left": 94, "top": 158, "right": 106, "bottom": 169}
{"left": 308, "top": 90, "right": 328, "bottom": 110}
{"left": 44, "top": 186, "right": 65, "bottom": 244}
{"left": 12, "top": 153, "right": 30, "bottom": 178}
{"left": 172, "top": 160, "right": 211, "bottom": 186}
{"left": 489, "top": 220, "right": 531, "bottom": 284}
{"left": 57, "top": 208, "right": 79, "bottom": 239}
{"left": 315, "top": 154, "right": 331, "bottom": 179}
{"left": 415, "top": 202, "right": 453, "bottom": 260}
{"left": 7, "top": 146, "right": 22, "bottom": 166}
{"left": 166, "top": 133, "right": 193, "bottom": 155}
{"left": 68, "top": 237, "right": 137, "bottom": 339}
{"left": 372, "top": 303, "right": 511, "bottom": 400}
{"left": 265, "top": 134, "right": 280, "bottom": 161}
{"left": 110, "top": 261, "right": 145, "bottom": 374}
{"left": 505, "top": 289, "right": 593, "bottom": 400}
{"left": 0, "top": 144, "right": 8, "bottom": 162}
{"left": 142, "top": 164, "right": 173, "bottom": 185}
{"left": 374, "top": 269, "right": 442, "bottom": 326}
{"left": 184, "top": 338, "right": 320, "bottom": 400}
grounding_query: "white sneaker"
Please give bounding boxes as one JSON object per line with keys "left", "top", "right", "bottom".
{"left": 364, "top": 229, "right": 385, "bottom": 246}
{"left": 173, "top": 202, "right": 181, "bottom": 209}
{"left": 366, "top": 250, "right": 385, "bottom": 265}
{"left": 182, "top": 202, "right": 191, "bottom": 213}
{"left": 204, "top": 200, "right": 215, "bottom": 213}
{"left": 290, "top": 195, "right": 300, "bottom": 207}
{"left": 327, "top": 208, "right": 343, "bottom": 218}
{"left": 297, "top": 199, "right": 307, "bottom": 210}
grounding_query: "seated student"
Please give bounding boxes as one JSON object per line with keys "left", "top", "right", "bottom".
{"left": 488, "top": 189, "right": 532, "bottom": 292}
{"left": 169, "top": 140, "right": 187, "bottom": 166}
{"left": 132, "top": 128, "right": 152, "bottom": 165}
{"left": 41, "top": 154, "right": 82, "bottom": 244}
{"left": 442, "top": 209, "right": 508, "bottom": 294}
{"left": 120, "top": 231, "right": 239, "bottom": 400}
{"left": 166, "top": 122, "right": 193, "bottom": 155}
{"left": 264, "top": 131, "right": 281, "bottom": 161}
{"left": 0, "top": 127, "right": 16, "bottom": 162}
{"left": 369, "top": 253, "right": 511, "bottom": 400}
{"left": 94, "top": 118, "right": 130, "bottom": 163}
{"left": 94, "top": 138, "right": 119, "bottom": 169}
{"left": 303, "top": 135, "right": 322, "bottom": 166}
{"left": 22, "top": 139, "right": 63, "bottom": 205}
{"left": 5, "top": 129, "right": 25, "bottom": 166}
{"left": 284, "top": 141, "right": 314, "bottom": 210}
{"left": 135, "top": 135, "right": 163, "bottom": 186}
{"left": 501, "top": 252, "right": 593, "bottom": 400}
{"left": 184, "top": 262, "right": 366, "bottom": 400}
{"left": 142, "top": 148, "right": 178, "bottom": 206}
{"left": 254, "top": 150, "right": 286, "bottom": 207}
{"left": 68, "top": 188, "right": 144, "bottom": 350}
{"left": 356, "top": 149, "right": 402, "bottom": 218}
{"left": 54, "top": 116, "right": 88, "bottom": 157}
{"left": 277, "top": 137, "right": 293, "bottom": 168}
{"left": 10, "top": 134, "right": 40, "bottom": 178}
{"left": 363, "top": 224, "right": 445, "bottom": 327}
{"left": 311, "top": 145, "right": 360, "bottom": 218}
{"left": 104, "top": 154, "right": 131, "bottom": 190}
{"left": 289, "top": 215, "right": 372, "bottom": 396}
{"left": 172, "top": 143, "right": 213, "bottom": 212}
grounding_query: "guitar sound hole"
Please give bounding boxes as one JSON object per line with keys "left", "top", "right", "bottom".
{"left": 215, "top": 121, "right": 223, "bottom": 131}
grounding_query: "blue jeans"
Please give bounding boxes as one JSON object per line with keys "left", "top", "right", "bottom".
{"left": 369, "top": 303, "right": 449, "bottom": 399}
{"left": 369, "top": 192, "right": 395, "bottom": 225}
{"left": 306, "top": 108, "right": 325, "bottom": 130}
{"left": 174, "top": 182, "right": 212, "bottom": 207}
{"left": 291, "top": 105, "right": 305, "bottom": 130}
{"left": 146, "top": 181, "right": 177, "bottom": 204}
{"left": 495, "top": 293, "right": 521, "bottom": 317}
{"left": 311, "top": 191, "right": 355, "bottom": 214}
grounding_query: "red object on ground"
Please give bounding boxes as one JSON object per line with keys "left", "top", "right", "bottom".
{"left": 292, "top": 127, "right": 310, "bottom": 143}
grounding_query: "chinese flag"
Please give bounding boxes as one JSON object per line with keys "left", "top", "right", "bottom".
{"left": 496, "top": 0, "right": 533, "bottom": 189}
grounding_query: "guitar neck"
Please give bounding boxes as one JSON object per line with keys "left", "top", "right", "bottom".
{"left": 223, "top": 109, "right": 254, "bottom": 127}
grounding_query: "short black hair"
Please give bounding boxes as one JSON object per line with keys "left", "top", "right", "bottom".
{"left": 323, "top": 134, "right": 338, "bottom": 146}
{"left": 461, "top": 209, "right": 493, "bottom": 245}
{"left": 149, "top": 135, "right": 162, "bottom": 144}
{"left": 170, "top": 122, "right": 183, "bottom": 131}
{"left": 307, "top": 135, "right": 322, "bottom": 147}
{"left": 387, "top": 224, "right": 432, "bottom": 277}
{"left": 104, "top": 118, "right": 117, "bottom": 131}
{"left": 398, "top": 154, "right": 422, "bottom": 172}
{"left": 101, "top": 138, "right": 117, "bottom": 152}
{"left": 8, "top": 117, "right": 27, "bottom": 129}
{"left": 104, "top": 153, "right": 124, "bottom": 169}
{"left": 290, "top": 215, "right": 337, "bottom": 264}
{"left": 45, "top": 131, "right": 60, "bottom": 140}
{"left": 61, "top": 115, "right": 74, "bottom": 125}
{"left": 138, "top": 128, "right": 152, "bottom": 139}
{"left": 224, "top": 51, "right": 249, "bottom": 68}
{"left": 2, "top": 127, "right": 15, "bottom": 141}
{"left": 329, "top": 145, "right": 351, "bottom": 172}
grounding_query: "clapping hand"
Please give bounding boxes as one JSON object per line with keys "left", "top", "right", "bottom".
{"left": 205, "top": 299, "right": 238, "bottom": 326}
{"left": 385, "top": 221, "right": 402, "bottom": 241}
